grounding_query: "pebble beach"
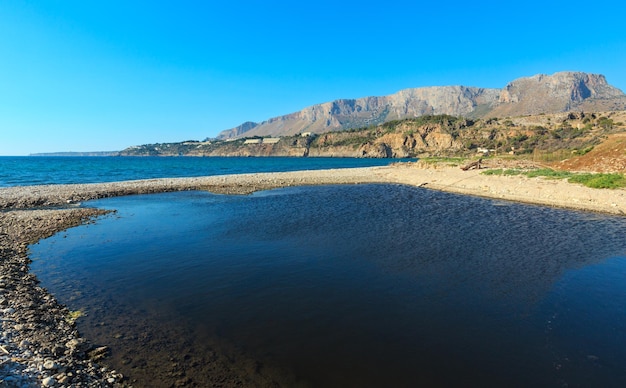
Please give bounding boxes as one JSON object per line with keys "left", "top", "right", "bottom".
{"left": 1, "top": 163, "right": 625, "bottom": 387}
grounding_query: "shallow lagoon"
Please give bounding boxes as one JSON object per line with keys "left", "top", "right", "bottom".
{"left": 31, "top": 184, "right": 626, "bottom": 387}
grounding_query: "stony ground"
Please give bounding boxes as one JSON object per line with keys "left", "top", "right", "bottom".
{"left": 1, "top": 208, "right": 125, "bottom": 387}
{"left": 1, "top": 164, "right": 625, "bottom": 387}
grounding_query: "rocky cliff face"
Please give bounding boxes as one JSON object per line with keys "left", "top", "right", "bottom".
{"left": 216, "top": 72, "right": 626, "bottom": 139}
{"left": 489, "top": 72, "right": 626, "bottom": 117}
{"left": 217, "top": 121, "right": 259, "bottom": 140}
{"left": 217, "top": 86, "right": 499, "bottom": 139}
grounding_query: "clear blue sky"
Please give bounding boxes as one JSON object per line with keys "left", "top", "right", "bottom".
{"left": 1, "top": 1, "right": 625, "bottom": 155}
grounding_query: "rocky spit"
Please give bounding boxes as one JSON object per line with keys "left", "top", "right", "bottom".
{"left": 1, "top": 207, "right": 125, "bottom": 387}
{"left": 1, "top": 165, "right": 625, "bottom": 387}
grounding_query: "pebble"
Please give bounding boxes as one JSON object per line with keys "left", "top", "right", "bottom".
{"left": 42, "top": 376, "right": 56, "bottom": 387}
{"left": 57, "top": 374, "right": 70, "bottom": 384}
{"left": 43, "top": 360, "right": 58, "bottom": 370}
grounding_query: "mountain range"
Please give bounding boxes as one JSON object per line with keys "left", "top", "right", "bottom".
{"left": 216, "top": 71, "right": 626, "bottom": 140}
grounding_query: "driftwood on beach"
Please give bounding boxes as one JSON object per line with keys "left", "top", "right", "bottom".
{"left": 461, "top": 158, "right": 482, "bottom": 171}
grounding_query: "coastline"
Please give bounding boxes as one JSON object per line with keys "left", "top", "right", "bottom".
{"left": 2, "top": 164, "right": 625, "bottom": 386}
{"left": 382, "top": 163, "right": 626, "bottom": 215}
{"left": 2, "top": 164, "right": 625, "bottom": 214}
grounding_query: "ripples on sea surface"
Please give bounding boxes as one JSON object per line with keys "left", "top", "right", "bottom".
{"left": 0, "top": 156, "right": 405, "bottom": 186}
{"left": 30, "top": 184, "right": 626, "bottom": 387}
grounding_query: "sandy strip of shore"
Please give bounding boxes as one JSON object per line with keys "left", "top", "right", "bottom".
{"left": 1, "top": 163, "right": 625, "bottom": 386}
{"left": 381, "top": 164, "right": 626, "bottom": 215}
{"left": 1, "top": 163, "right": 625, "bottom": 214}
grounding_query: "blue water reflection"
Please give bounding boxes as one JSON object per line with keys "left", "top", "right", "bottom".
{"left": 30, "top": 184, "right": 626, "bottom": 387}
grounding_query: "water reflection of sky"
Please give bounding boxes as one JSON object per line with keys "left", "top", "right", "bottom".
{"left": 30, "top": 185, "right": 626, "bottom": 387}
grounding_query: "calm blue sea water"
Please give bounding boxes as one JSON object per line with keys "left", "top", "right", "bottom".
{"left": 30, "top": 185, "right": 626, "bottom": 387}
{"left": 0, "top": 156, "right": 408, "bottom": 187}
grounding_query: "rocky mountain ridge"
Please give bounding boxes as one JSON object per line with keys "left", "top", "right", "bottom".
{"left": 217, "top": 72, "right": 626, "bottom": 139}
{"left": 122, "top": 111, "right": 626, "bottom": 167}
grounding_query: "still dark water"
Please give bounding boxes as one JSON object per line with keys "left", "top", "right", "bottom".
{"left": 30, "top": 184, "right": 626, "bottom": 387}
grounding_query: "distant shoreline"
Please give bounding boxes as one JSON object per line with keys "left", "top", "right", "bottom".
{"left": 28, "top": 151, "right": 120, "bottom": 157}
{"left": 1, "top": 164, "right": 625, "bottom": 386}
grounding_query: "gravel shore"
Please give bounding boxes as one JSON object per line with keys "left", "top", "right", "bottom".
{"left": 1, "top": 207, "right": 124, "bottom": 387}
{"left": 1, "top": 164, "right": 625, "bottom": 387}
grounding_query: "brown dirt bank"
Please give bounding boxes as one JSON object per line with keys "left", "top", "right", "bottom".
{"left": 1, "top": 164, "right": 625, "bottom": 386}
{"left": 554, "top": 133, "right": 626, "bottom": 173}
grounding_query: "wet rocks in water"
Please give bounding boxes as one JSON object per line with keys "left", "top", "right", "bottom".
{"left": 1, "top": 208, "right": 126, "bottom": 387}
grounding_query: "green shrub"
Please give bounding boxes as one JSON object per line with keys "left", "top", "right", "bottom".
{"left": 568, "top": 173, "right": 626, "bottom": 189}
{"left": 482, "top": 168, "right": 527, "bottom": 176}
{"left": 419, "top": 157, "right": 467, "bottom": 166}
{"left": 576, "top": 146, "right": 594, "bottom": 155}
{"left": 483, "top": 168, "right": 626, "bottom": 189}
{"left": 482, "top": 169, "right": 504, "bottom": 175}
{"left": 524, "top": 169, "right": 571, "bottom": 179}
{"left": 597, "top": 117, "right": 614, "bottom": 130}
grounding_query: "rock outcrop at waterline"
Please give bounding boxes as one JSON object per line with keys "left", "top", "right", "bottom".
{"left": 216, "top": 71, "right": 626, "bottom": 140}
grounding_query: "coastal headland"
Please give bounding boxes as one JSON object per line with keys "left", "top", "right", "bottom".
{"left": 1, "top": 162, "right": 625, "bottom": 386}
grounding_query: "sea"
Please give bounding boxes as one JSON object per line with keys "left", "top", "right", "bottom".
{"left": 0, "top": 156, "right": 405, "bottom": 187}
{"left": 8, "top": 156, "right": 626, "bottom": 387}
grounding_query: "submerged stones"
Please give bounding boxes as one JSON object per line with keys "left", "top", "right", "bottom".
{"left": 1, "top": 209, "right": 126, "bottom": 386}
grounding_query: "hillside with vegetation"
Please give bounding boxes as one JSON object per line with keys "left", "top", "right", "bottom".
{"left": 120, "top": 110, "right": 626, "bottom": 173}
{"left": 120, "top": 71, "right": 626, "bottom": 176}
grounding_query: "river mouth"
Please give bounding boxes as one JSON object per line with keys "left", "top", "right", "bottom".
{"left": 30, "top": 184, "right": 626, "bottom": 387}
